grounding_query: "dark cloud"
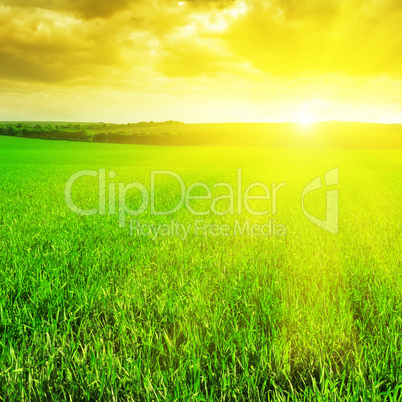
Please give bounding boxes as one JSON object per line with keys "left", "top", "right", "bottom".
{"left": 0, "top": 5, "right": 129, "bottom": 84}
{"left": 0, "top": 0, "right": 134, "bottom": 19}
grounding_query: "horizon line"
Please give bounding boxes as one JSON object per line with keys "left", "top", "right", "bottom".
{"left": 0, "top": 120, "right": 402, "bottom": 125}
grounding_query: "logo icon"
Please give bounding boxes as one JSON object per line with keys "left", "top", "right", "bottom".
{"left": 301, "top": 168, "right": 339, "bottom": 234}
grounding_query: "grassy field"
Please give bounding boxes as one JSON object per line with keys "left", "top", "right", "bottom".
{"left": 0, "top": 134, "right": 401, "bottom": 400}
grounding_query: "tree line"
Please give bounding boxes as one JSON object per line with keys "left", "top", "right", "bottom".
{"left": 2, "top": 121, "right": 401, "bottom": 149}
{"left": 0, "top": 121, "right": 186, "bottom": 144}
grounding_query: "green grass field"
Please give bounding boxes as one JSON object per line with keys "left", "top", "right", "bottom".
{"left": 1, "top": 134, "right": 401, "bottom": 400}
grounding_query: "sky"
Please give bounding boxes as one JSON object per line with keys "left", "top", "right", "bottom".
{"left": 0, "top": 0, "right": 401, "bottom": 123}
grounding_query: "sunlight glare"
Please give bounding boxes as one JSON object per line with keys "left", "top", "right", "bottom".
{"left": 295, "top": 110, "right": 316, "bottom": 126}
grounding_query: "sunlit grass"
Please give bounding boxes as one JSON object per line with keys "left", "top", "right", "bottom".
{"left": 0, "top": 136, "right": 401, "bottom": 400}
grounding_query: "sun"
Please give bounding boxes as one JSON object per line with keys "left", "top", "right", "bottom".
{"left": 294, "top": 109, "right": 317, "bottom": 126}
{"left": 298, "top": 113, "right": 314, "bottom": 125}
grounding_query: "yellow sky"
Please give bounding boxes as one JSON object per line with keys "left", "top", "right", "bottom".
{"left": 0, "top": 0, "right": 401, "bottom": 123}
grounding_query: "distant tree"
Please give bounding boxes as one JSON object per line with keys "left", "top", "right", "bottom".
{"left": 84, "top": 130, "right": 94, "bottom": 141}
{"left": 8, "top": 125, "right": 19, "bottom": 136}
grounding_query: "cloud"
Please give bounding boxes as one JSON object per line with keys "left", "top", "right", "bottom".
{"left": 0, "top": 0, "right": 401, "bottom": 86}
{"left": 0, "top": 4, "right": 136, "bottom": 84}
{"left": 221, "top": 0, "right": 402, "bottom": 76}
{"left": 0, "top": 0, "right": 401, "bottom": 123}
{"left": 0, "top": 0, "right": 134, "bottom": 19}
